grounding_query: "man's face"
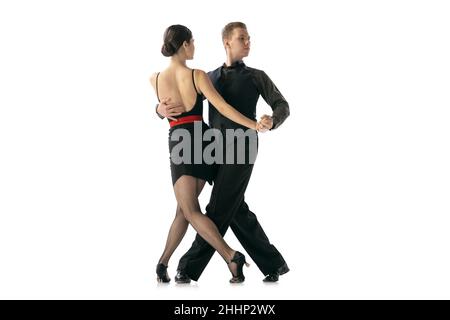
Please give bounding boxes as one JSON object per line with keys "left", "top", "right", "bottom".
{"left": 224, "top": 27, "right": 251, "bottom": 59}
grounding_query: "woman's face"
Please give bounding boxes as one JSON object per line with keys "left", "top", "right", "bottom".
{"left": 184, "top": 38, "right": 195, "bottom": 60}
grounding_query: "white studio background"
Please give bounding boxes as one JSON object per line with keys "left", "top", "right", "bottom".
{"left": 0, "top": 0, "right": 449, "bottom": 299}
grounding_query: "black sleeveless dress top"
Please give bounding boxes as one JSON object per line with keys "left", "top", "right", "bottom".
{"left": 156, "top": 69, "right": 215, "bottom": 185}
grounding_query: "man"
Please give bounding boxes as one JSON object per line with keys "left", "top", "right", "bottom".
{"left": 156, "top": 22, "right": 290, "bottom": 282}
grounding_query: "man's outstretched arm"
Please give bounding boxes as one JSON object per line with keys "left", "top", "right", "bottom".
{"left": 254, "top": 70, "right": 290, "bottom": 130}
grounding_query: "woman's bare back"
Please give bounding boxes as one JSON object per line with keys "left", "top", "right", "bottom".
{"left": 151, "top": 67, "right": 200, "bottom": 113}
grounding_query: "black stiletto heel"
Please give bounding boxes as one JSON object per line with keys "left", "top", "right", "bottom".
{"left": 228, "top": 251, "right": 249, "bottom": 283}
{"left": 156, "top": 263, "right": 171, "bottom": 283}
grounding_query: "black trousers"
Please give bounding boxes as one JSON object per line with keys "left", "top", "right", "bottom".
{"left": 177, "top": 137, "right": 287, "bottom": 281}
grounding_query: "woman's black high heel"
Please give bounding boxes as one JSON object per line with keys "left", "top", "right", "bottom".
{"left": 156, "top": 263, "right": 171, "bottom": 283}
{"left": 228, "top": 251, "right": 250, "bottom": 283}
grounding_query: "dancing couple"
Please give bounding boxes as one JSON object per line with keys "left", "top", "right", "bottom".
{"left": 150, "top": 22, "right": 290, "bottom": 283}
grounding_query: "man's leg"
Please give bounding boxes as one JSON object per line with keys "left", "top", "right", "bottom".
{"left": 177, "top": 136, "right": 289, "bottom": 281}
{"left": 230, "top": 201, "right": 288, "bottom": 276}
{"left": 177, "top": 188, "right": 289, "bottom": 281}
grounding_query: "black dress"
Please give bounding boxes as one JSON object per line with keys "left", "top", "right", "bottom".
{"left": 156, "top": 69, "right": 215, "bottom": 185}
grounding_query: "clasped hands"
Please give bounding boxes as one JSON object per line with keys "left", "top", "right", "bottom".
{"left": 256, "top": 115, "right": 273, "bottom": 133}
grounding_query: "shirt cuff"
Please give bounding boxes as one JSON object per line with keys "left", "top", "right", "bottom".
{"left": 270, "top": 116, "right": 278, "bottom": 130}
{"left": 155, "top": 103, "right": 165, "bottom": 119}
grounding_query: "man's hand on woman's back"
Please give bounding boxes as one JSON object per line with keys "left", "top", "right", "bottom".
{"left": 157, "top": 97, "right": 185, "bottom": 121}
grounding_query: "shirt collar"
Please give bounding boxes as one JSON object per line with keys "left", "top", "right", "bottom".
{"left": 221, "top": 60, "right": 245, "bottom": 70}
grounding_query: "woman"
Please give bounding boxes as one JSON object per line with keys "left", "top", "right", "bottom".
{"left": 149, "top": 25, "right": 264, "bottom": 283}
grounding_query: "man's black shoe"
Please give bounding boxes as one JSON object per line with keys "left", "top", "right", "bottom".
{"left": 263, "top": 263, "right": 290, "bottom": 282}
{"left": 174, "top": 270, "right": 191, "bottom": 284}
{"left": 263, "top": 273, "right": 279, "bottom": 282}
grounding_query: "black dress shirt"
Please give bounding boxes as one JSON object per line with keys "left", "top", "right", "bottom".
{"left": 208, "top": 60, "right": 290, "bottom": 130}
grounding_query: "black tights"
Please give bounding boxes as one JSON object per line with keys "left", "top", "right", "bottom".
{"left": 158, "top": 175, "right": 239, "bottom": 276}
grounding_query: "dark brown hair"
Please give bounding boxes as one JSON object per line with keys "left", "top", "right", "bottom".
{"left": 161, "top": 25, "right": 193, "bottom": 57}
{"left": 222, "top": 22, "right": 247, "bottom": 40}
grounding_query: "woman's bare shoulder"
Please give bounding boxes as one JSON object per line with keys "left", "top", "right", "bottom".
{"left": 192, "top": 68, "right": 207, "bottom": 76}
{"left": 149, "top": 72, "right": 159, "bottom": 88}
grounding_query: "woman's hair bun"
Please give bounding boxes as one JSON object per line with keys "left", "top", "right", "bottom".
{"left": 161, "top": 42, "right": 176, "bottom": 57}
{"left": 161, "top": 25, "right": 192, "bottom": 57}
